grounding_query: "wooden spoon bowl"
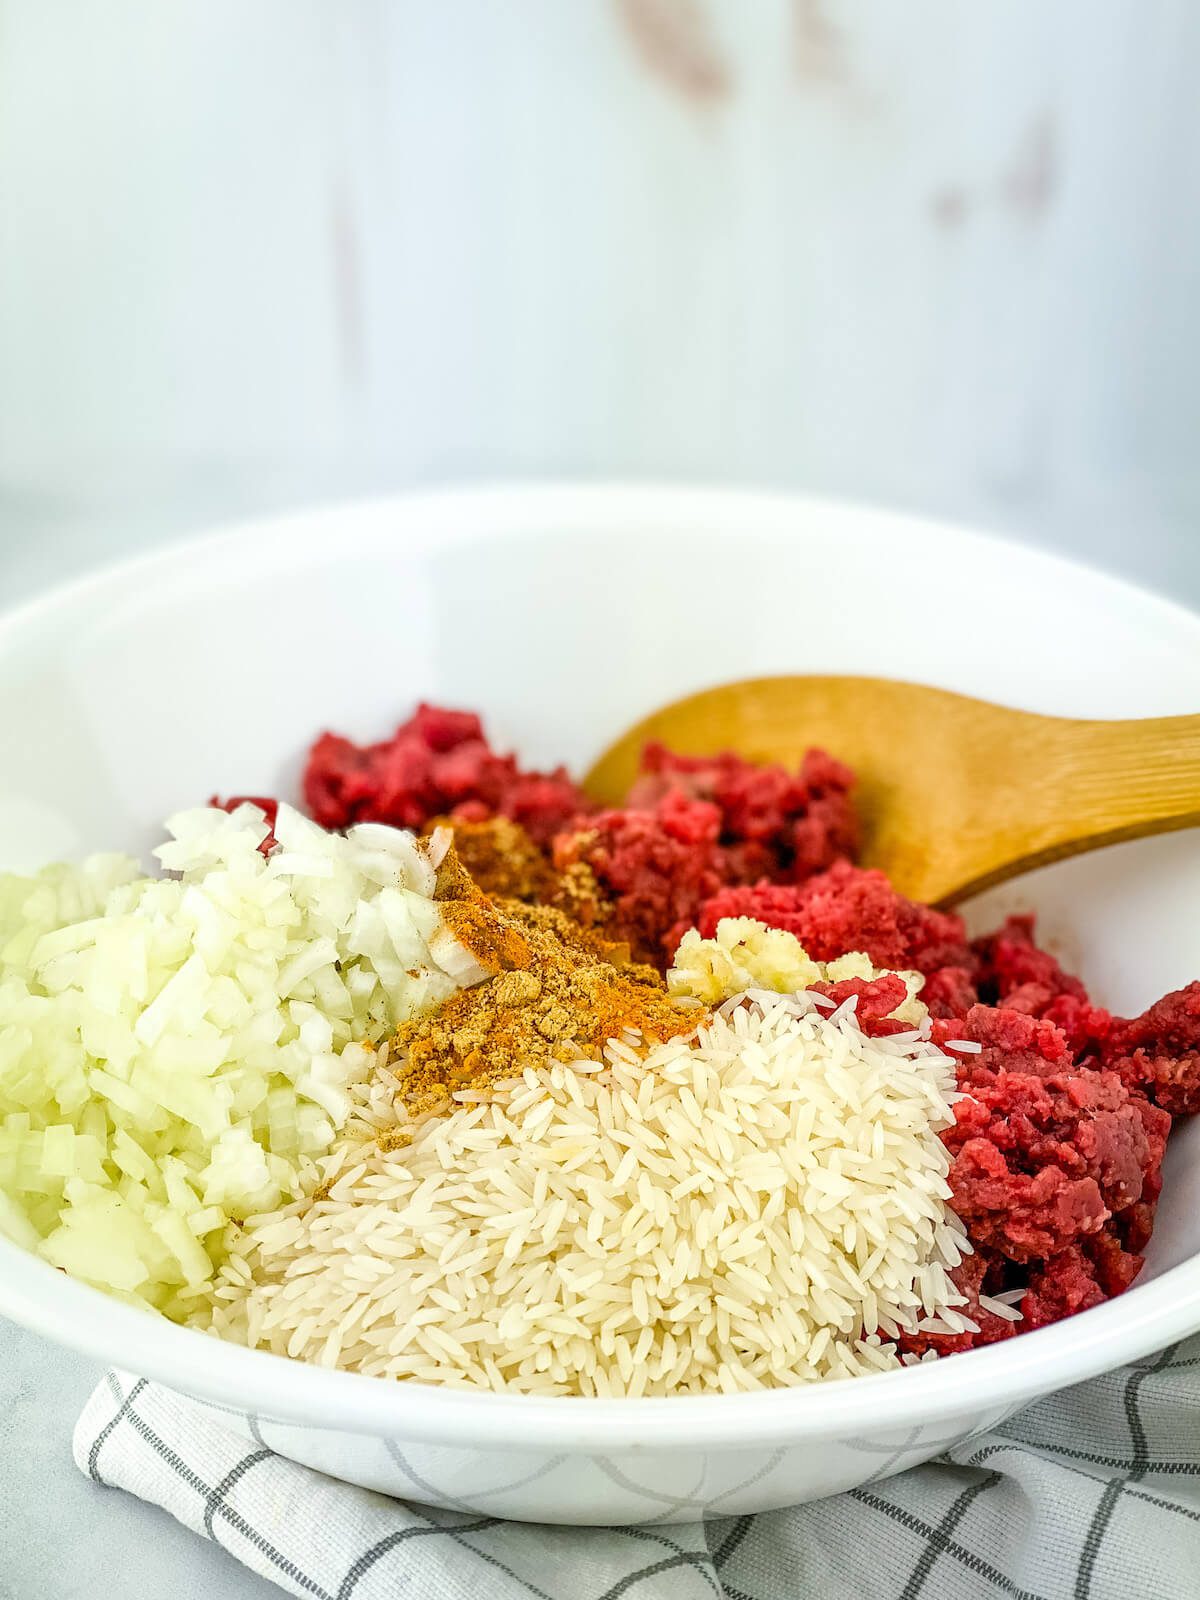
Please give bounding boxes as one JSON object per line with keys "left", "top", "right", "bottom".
{"left": 583, "top": 676, "right": 1200, "bottom": 906}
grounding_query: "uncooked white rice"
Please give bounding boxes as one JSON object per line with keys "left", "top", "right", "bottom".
{"left": 978, "top": 1288, "right": 1025, "bottom": 1323}
{"left": 199, "top": 992, "right": 974, "bottom": 1395}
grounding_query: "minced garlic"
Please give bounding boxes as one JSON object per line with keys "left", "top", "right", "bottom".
{"left": 668, "top": 916, "right": 927, "bottom": 1025}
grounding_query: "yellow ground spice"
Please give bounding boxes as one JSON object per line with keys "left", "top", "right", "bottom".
{"left": 385, "top": 849, "right": 698, "bottom": 1121}
{"left": 424, "top": 816, "right": 611, "bottom": 929}
{"left": 424, "top": 815, "right": 559, "bottom": 903}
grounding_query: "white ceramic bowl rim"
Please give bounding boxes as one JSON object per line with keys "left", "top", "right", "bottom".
{"left": 3, "top": 483, "right": 1200, "bottom": 1453}
{"left": 6, "top": 1222, "right": 1200, "bottom": 1449}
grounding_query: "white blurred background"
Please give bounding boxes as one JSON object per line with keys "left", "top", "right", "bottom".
{"left": 1, "top": 0, "right": 1199, "bottom": 603}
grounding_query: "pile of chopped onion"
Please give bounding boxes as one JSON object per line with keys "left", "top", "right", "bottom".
{"left": 0, "top": 803, "right": 483, "bottom": 1313}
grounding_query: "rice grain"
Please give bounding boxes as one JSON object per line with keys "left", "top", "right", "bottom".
{"left": 200, "top": 993, "right": 972, "bottom": 1395}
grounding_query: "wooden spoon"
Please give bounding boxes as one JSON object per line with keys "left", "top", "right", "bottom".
{"left": 583, "top": 676, "right": 1200, "bottom": 906}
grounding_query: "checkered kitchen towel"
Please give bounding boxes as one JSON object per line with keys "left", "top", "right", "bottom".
{"left": 75, "top": 1336, "right": 1200, "bottom": 1600}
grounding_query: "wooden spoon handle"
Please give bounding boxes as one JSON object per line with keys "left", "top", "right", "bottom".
{"left": 1043, "top": 713, "right": 1200, "bottom": 824}
{"left": 582, "top": 675, "right": 1200, "bottom": 906}
{"left": 930, "top": 710, "right": 1200, "bottom": 902}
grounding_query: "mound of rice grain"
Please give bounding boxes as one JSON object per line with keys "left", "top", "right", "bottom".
{"left": 202, "top": 991, "right": 971, "bottom": 1394}
{"left": 0, "top": 805, "right": 486, "bottom": 1312}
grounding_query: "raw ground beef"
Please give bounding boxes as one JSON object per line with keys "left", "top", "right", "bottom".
{"left": 1019, "top": 1248, "right": 1110, "bottom": 1330}
{"left": 942, "top": 1065, "right": 1166, "bottom": 1261}
{"left": 627, "top": 743, "right": 859, "bottom": 882}
{"left": 973, "top": 914, "right": 1112, "bottom": 1054}
{"left": 922, "top": 1003, "right": 1170, "bottom": 1345}
{"left": 1101, "top": 980, "right": 1200, "bottom": 1115}
{"left": 971, "top": 911, "right": 1200, "bottom": 1116}
{"left": 973, "top": 914, "right": 1088, "bottom": 1007}
{"left": 931, "top": 1004, "right": 1073, "bottom": 1083}
{"left": 805, "top": 973, "right": 914, "bottom": 1038}
{"left": 699, "top": 862, "right": 976, "bottom": 977}
{"left": 551, "top": 743, "right": 862, "bottom": 969}
{"left": 1020, "top": 1220, "right": 1155, "bottom": 1329}
{"left": 921, "top": 966, "right": 982, "bottom": 1020}
{"left": 303, "top": 703, "right": 591, "bottom": 848}
{"left": 551, "top": 792, "right": 728, "bottom": 969}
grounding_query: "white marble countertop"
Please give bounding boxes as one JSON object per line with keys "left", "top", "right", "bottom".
{"left": 0, "top": 1325, "right": 278, "bottom": 1600}
{"left": 2, "top": 493, "right": 1198, "bottom": 1598}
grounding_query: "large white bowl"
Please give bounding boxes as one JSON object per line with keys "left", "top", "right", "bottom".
{"left": 4, "top": 485, "right": 1200, "bottom": 1526}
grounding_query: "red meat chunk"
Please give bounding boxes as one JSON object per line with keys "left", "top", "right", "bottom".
{"left": 974, "top": 914, "right": 1086, "bottom": 1004}
{"left": 628, "top": 743, "right": 859, "bottom": 882}
{"left": 1018, "top": 1220, "right": 1153, "bottom": 1331}
{"left": 943, "top": 1064, "right": 1169, "bottom": 1263}
{"left": 922, "top": 966, "right": 980, "bottom": 1020}
{"left": 1112, "top": 1160, "right": 1162, "bottom": 1256}
{"left": 931, "top": 1004, "right": 1073, "bottom": 1085}
{"left": 806, "top": 973, "right": 913, "bottom": 1037}
{"left": 1020, "top": 1247, "right": 1110, "bottom": 1330}
{"left": 947, "top": 1133, "right": 1107, "bottom": 1262}
{"left": 1102, "top": 981, "right": 1200, "bottom": 1115}
{"left": 551, "top": 792, "right": 727, "bottom": 968}
{"left": 896, "top": 1248, "right": 1019, "bottom": 1359}
{"left": 1040, "top": 993, "right": 1113, "bottom": 1057}
{"left": 911, "top": 1002, "right": 1170, "bottom": 1344}
{"left": 302, "top": 704, "right": 590, "bottom": 848}
{"left": 699, "top": 862, "right": 975, "bottom": 975}
{"left": 1083, "top": 1226, "right": 1148, "bottom": 1297}
{"left": 973, "top": 915, "right": 1111, "bottom": 1053}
